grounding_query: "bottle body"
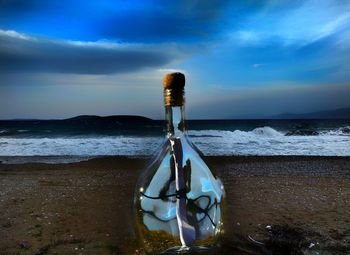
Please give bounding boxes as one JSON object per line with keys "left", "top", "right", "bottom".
{"left": 134, "top": 106, "right": 225, "bottom": 254}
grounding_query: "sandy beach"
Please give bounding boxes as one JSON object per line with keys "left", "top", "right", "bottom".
{"left": 0, "top": 156, "right": 349, "bottom": 254}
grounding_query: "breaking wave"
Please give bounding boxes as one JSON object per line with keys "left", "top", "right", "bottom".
{"left": 188, "top": 127, "right": 350, "bottom": 156}
{"left": 0, "top": 126, "right": 349, "bottom": 156}
{"left": 0, "top": 129, "right": 29, "bottom": 136}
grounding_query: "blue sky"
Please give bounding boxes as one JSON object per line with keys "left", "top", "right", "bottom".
{"left": 1, "top": 0, "right": 350, "bottom": 119}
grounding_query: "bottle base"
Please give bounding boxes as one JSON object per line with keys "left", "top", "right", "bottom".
{"left": 160, "top": 246, "right": 212, "bottom": 254}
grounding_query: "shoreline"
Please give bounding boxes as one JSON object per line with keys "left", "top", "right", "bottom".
{"left": 1, "top": 154, "right": 350, "bottom": 164}
{"left": 0, "top": 156, "right": 349, "bottom": 254}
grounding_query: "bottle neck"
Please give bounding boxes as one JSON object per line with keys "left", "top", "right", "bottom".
{"left": 165, "top": 105, "right": 186, "bottom": 137}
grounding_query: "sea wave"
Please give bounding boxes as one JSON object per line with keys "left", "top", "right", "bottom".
{"left": 0, "top": 126, "right": 350, "bottom": 156}
{"left": 0, "top": 137, "right": 162, "bottom": 156}
{"left": 189, "top": 125, "right": 350, "bottom": 138}
{"left": 320, "top": 126, "right": 350, "bottom": 136}
{"left": 188, "top": 128, "right": 350, "bottom": 156}
{"left": 0, "top": 129, "right": 29, "bottom": 136}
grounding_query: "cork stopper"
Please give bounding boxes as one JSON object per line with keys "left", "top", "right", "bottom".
{"left": 163, "top": 72, "right": 185, "bottom": 90}
{"left": 163, "top": 72, "right": 185, "bottom": 106}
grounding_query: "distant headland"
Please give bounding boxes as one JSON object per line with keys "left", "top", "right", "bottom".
{"left": 270, "top": 107, "right": 350, "bottom": 119}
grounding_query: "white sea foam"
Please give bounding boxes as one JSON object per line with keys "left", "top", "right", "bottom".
{"left": 0, "top": 127, "right": 349, "bottom": 156}
{"left": 0, "top": 137, "right": 162, "bottom": 156}
{"left": 320, "top": 126, "right": 350, "bottom": 136}
{"left": 188, "top": 127, "right": 350, "bottom": 156}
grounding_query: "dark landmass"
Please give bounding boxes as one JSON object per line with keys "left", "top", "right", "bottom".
{"left": 0, "top": 156, "right": 349, "bottom": 254}
{"left": 272, "top": 107, "right": 350, "bottom": 119}
{"left": 0, "top": 115, "right": 153, "bottom": 125}
{"left": 65, "top": 115, "right": 152, "bottom": 122}
{"left": 0, "top": 115, "right": 158, "bottom": 136}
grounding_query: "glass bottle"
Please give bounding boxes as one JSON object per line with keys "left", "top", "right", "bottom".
{"left": 134, "top": 72, "right": 225, "bottom": 254}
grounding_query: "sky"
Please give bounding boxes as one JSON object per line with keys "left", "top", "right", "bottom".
{"left": 1, "top": 0, "right": 350, "bottom": 119}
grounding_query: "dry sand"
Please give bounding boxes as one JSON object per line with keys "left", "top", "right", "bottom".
{"left": 0, "top": 156, "right": 349, "bottom": 255}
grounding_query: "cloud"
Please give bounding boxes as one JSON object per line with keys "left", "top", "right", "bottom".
{"left": 252, "top": 63, "right": 264, "bottom": 68}
{"left": 0, "top": 29, "right": 32, "bottom": 40}
{"left": 231, "top": 0, "right": 350, "bottom": 47}
{"left": 188, "top": 83, "right": 350, "bottom": 118}
{"left": 0, "top": 30, "right": 196, "bottom": 74}
{"left": 0, "top": 69, "right": 184, "bottom": 119}
{"left": 233, "top": 31, "right": 262, "bottom": 45}
{"left": 0, "top": 0, "right": 232, "bottom": 43}
{"left": 93, "top": 1, "right": 232, "bottom": 43}
{"left": 0, "top": 68, "right": 187, "bottom": 89}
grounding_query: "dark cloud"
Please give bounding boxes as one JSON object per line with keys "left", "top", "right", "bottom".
{"left": 0, "top": 0, "right": 44, "bottom": 13}
{"left": 98, "top": 1, "right": 232, "bottom": 43}
{"left": 0, "top": 30, "right": 189, "bottom": 74}
{"left": 0, "top": 0, "right": 237, "bottom": 43}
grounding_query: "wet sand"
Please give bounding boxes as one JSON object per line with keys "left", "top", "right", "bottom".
{"left": 0, "top": 156, "right": 349, "bottom": 254}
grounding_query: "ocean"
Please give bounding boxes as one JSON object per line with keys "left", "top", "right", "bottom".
{"left": 0, "top": 118, "right": 350, "bottom": 157}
